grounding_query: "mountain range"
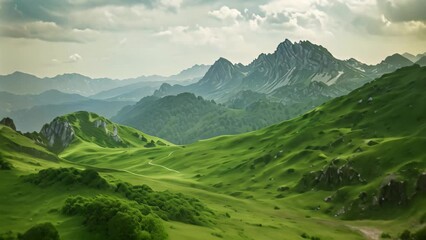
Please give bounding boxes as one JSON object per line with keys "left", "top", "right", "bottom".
{"left": 153, "top": 39, "right": 416, "bottom": 104}
{"left": 0, "top": 65, "right": 425, "bottom": 240}
{"left": 0, "top": 64, "right": 210, "bottom": 97}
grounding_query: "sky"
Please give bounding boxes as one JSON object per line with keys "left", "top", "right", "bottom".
{"left": 0, "top": 0, "right": 425, "bottom": 79}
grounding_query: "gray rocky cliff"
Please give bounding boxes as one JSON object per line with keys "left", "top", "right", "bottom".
{"left": 40, "top": 118, "right": 74, "bottom": 151}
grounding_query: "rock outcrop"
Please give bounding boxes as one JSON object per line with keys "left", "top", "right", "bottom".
{"left": 0, "top": 117, "right": 16, "bottom": 131}
{"left": 94, "top": 119, "right": 108, "bottom": 133}
{"left": 111, "top": 126, "right": 121, "bottom": 143}
{"left": 40, "top": 118, "right": 74, "bottom": 151}
{"left": 297, "top": 161, "right": 364, "bottom": 191}
{"left": 378, "top": 178, "right": 408, "bottom": 206}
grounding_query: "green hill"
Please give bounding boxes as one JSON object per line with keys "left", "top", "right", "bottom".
{"left": 41, "top": 111, "right": 172, "bottom": 152}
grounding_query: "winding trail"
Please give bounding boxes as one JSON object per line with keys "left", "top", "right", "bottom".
{"left": 148, "top": 151, "right": 180, "bottom": 173}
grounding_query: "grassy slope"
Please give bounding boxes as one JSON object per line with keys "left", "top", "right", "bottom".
{"left": 1, "top": 66, "right": 425, "bottom": 239}
{"left": 61, "top": 66, "right": 426, "bottom": 238}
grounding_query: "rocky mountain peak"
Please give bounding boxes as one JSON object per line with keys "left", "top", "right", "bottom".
{"left": 0, "top": 117, "right": 17, "bottom": 131}
{"left": 198, "top": 57, "right": 243, "bottom": 89}
{"left": 40, "top": 118, "right": 75, "bottom": 151}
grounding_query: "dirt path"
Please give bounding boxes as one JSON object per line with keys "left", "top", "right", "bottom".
{"left": 148, "top": 151, "right": 180, "bottom": 173}
{"left": 348, "top": 226, "right": 381, "bottom": 240}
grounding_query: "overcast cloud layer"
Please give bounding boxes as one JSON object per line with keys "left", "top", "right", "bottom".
{"left": 0, "top": 0, "right": 425, "bottom": 78}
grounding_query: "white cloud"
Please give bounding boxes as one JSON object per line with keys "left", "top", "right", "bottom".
{"left": 209, "top": 6, "right": 243, "bottom": 21}
{"left": 260, "top": 0, "right": 313, "bottom": 14}
{"left": 155, "top": 24, "right": 245, "bottom": 48}
{"left": 160, "top": 0, "right": 182, "bottom": 10}
{"left": 68, "top": 53, "right": 82, "bottom": 62}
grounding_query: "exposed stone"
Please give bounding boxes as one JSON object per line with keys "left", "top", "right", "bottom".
{"left": 324, "top": 196, "right": 332, "bottom": 202}
{"left": 40, "top": 118, "right": 74, "bottom": 151}
{"left": 94, "top": 119, "right": 108, "bottom": 133}
{"left": 111, "top": 126, "right": 121, "bottom": 143}
{"left": 353, "top": 147, "right": 363, "bottom": 153}
{"left": 358, "top": 191, "right": 368, "bottom": 202}
{"left": 277, "top": 186, "right": 290, "bottom": 192}
{"left": 0, "top": 117, "right": 16, "bottom": 131}
{"left": 378, "top": 177, "right": 408, "bottom": 206}
{"left": 367, "top": 140, "right": 379, "bottom": 146}
{"left": 297, "top": 162, "right": 364, "bottom": 191}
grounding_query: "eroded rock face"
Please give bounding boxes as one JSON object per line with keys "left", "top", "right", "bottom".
{"left": 0, "top": 117, "right": 16, "bottom": 131}
{"left": 297, "top": 162, "right": 364, "bottom": 191}
{"left": 378, "top": 178, "right": 407, "bottom": 206}
{"left": 40, "top": 118, "right": 74, "bottom": 151}
{"left": 94, "top": 120, "right": 108, "bottom": 133}
{"left": 111, "top": 126, "right": 121, "bottom": 142}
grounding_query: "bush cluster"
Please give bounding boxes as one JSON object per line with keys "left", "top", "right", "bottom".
{"left": 24, "top": 168, "right": 109, "bottom": 189}
{"left": 62, "top": 196, "right": 167, "bottom": 240}
{"left": 0, "top": 222, "right": 60, "bottom": 240}
{"left": 116, "top": 182, "right": 212, "bottom": 225}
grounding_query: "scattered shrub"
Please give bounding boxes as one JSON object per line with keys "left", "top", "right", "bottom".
{"left": 0, "top": 230, "right": 19, "bottom": 240}
{"left": 380, "top": 232, "right": 391, "bottom": 238}
{"left": 144, "top": 140, "right": 156, "bottom": 148}
{"left": 0, "top": 159, "right": 13, "bottom": 170}
{"left": 400, "top": 230, "right": 411, "bottom": 240}
{"left": 413, "top": 226, "right": 426, "bottom": 240}
{"left": 20, "top": 222, "right": 60, "bottom": 240}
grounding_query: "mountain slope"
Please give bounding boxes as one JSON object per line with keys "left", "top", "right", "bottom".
{"left": 403, "top": 52, "right": 426, "bottom": 62}
{"left": 416, "top": 56, "right": 426, "bottom": 66}
{"left": 113, "top": 93, "right": 293, "bottom": 144}
{"left": 147, "top": 65, "right": 426, "bottom": 219}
